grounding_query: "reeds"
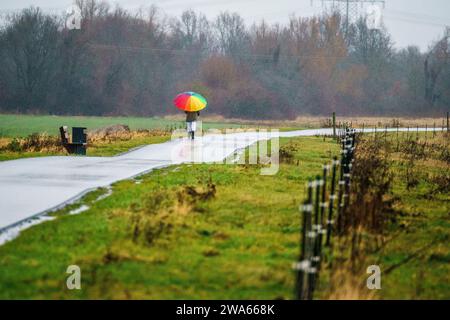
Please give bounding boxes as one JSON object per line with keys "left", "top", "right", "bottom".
{"left": 1, "top": 133, "right": 64, "bottom": 153}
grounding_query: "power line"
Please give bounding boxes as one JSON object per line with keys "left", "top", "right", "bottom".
{"left": 88, "top": 43, "right": 350, "bottom": 60}
{"left": 386, "top": 9, "right": 450, "bottom": 24}
{"left": 384, "top": 14, "right": 449, "bottom": 29}
{"left": 383, "top": 10, "right": 450, "bottom": 28}
{"left": 316, "top": 0, "right": 385, "bottom": 35}
{"left": 161, "top": 0, "right": 260, "bottom": 9}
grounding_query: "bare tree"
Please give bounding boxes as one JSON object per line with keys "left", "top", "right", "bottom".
{"left": 0, "top": 4, "right": 449, "bottom": 118}
{"left": 214, "top": 12, "right": 249, "bottom": 57}
{"left": 424, "top": 28, "right": 450, "bottom": 107}
{"left": 2, "top": 7, "right": 59, "bottom": 111}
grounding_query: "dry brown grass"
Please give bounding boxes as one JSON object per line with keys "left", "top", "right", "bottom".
{"left": 88, "top": 128, "right": 169, "bottom": 143}
{"left": 0, "top": 133, "right": 64, "bottom": 153}
{"left": 333, "top": 116, "right": 448, "bottom": 128}
{"left": 129, "top": 180, "right": 216, "bottom": 245}
{"left": 325, "top": 269, "right": 376, "bottom": 300}
{"left": 164, "top": 114, "right": 324, "bottom": 128}
{"left": 0, "top": 138, "right": 9, "bottom": 149}
{"left": 324, "top": 131, "right": 449, "bottom": 300}
{"left": 0, "top": 127, "right": 170, "bottom": 154}
{"left": 164, "top": 114, "right": 449, "bottom": 129}
{"left": 296, "top": 116, "right": 448, "bottom": 128}
{"left": 323, "top": 227, "right": 385, "bottom": 300}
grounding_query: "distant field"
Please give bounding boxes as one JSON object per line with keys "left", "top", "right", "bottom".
{"left": 1, "top": 114, "right": 447, "bottom": 138}
{"left": 0, "top": 114, "right": 246, "bottom": 137}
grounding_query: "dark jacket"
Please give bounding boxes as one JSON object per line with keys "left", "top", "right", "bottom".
{"left": 185, "top": 111, "right": 200, "bottom": 122}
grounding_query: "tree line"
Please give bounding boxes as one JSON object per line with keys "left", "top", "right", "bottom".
{"left": 0, "top": 0, "right": 449, "bottom": 119}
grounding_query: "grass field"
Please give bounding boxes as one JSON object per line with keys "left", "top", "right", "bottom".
{"left": 368, "top": 133, "right": 449, "bottom": 299}
{"left": 0, "top": 136, "right": 339, "bottom": 299}
{"left": 0, "top": 114, "right": 258, "bottom": 162}
{"left": 0, "top": 114, "right": 248, "bottom": 138}
{"left": 0, "top": 113, "right": 314, "bottom": 162}
{"left": 0, "top": 132, "right": 448, "bottom": 299}
{"left": 0, "top": 113, "right": 448, "bottom": 299}
{"left": 2, "top": 114, "right": 447, "bottom": 138}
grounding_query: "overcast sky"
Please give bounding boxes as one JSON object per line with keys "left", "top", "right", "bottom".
{"left": 1, "top": 0, "right": 449, "bottom": 51}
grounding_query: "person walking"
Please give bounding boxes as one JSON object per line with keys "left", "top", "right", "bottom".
{"left": 186, "top": 111, "right": 200, "bottom": 140}
{"left": 174, "top": 92, "right": 207, "bottom": 140}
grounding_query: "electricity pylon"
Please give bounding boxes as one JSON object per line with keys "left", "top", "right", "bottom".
{"left": 317, "top": 0, "right": 385, "bottom": 35}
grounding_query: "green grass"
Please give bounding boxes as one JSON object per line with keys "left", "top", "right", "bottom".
{"left": 315, "top": 132, "right": 450, "bottom": 300}
{"left": 0, "top": 136, "right": 339, "bottom": 299}
{"left": 0, "top": 114, "right": 257, "bottom": 162}
{"left": 0, "top": 114, "right": 246, "bottom": 138}
{"left": 0, "top": 114, "right": 304, "bottom": 162}
{"left": 0, "top": 134, "right": 448, "bottom": 299}
{"left": 0, "top": 151, "right": 60, "bottom": 162}
{"left": 88, "top": 136, "right": 171, "bottom": 157}
{"left": 371, "top": 136, "right": 450, "bottom": 299}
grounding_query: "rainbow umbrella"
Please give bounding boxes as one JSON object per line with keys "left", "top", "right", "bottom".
{"left": 173, "top": 92, "right": 207, "bottom": 112}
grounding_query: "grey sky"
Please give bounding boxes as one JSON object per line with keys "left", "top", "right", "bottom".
{"left": 1, "top": 0, "right": 450, "bottom": 51}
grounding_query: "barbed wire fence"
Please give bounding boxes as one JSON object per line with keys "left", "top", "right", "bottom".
{"left": 293, "top": 113, "right": 449, "bottom": 300}
{"left": 294, "top": 127, "right": 356, "bottom": 300}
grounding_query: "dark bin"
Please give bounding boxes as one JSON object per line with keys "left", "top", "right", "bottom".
{"left": 72, "top": 127, "right": 87, "bottom": 155}
{"left": 72, "top": 127, "right": 87, "bottom": 144}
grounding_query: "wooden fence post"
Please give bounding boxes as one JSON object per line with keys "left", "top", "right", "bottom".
{"left": 326, "top": 157, "right": 338, "bottom": 247}
{"left": 447, "top": 112, "right": 449, "bottom": 132}
{"left": 295, "top": 181, "right": 313, "bottom": 300}
{"left": 308, "top": 176, "right": 322, "bottom": 299}
{"left": 396, "top": 125, "right": 400, "bottom": 151}
{"left": 297, "top": 128, "right": 359, "bottom": 300}
{"left": 332, "top": 112, "right": 336, "bottom": 138}
{"left": 336, "top": 150, "right": 346, "bottom": 235}
{"left": 318, "top": 165, "right": 328, "bottom": 264}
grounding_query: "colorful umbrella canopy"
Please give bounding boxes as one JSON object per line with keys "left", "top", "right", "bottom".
{"left": 173, "top": 92, "right": 207, "bottom": 112}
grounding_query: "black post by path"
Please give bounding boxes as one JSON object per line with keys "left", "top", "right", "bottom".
{"left": 326, "top": 157, "right": 338, "bottom": 247}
